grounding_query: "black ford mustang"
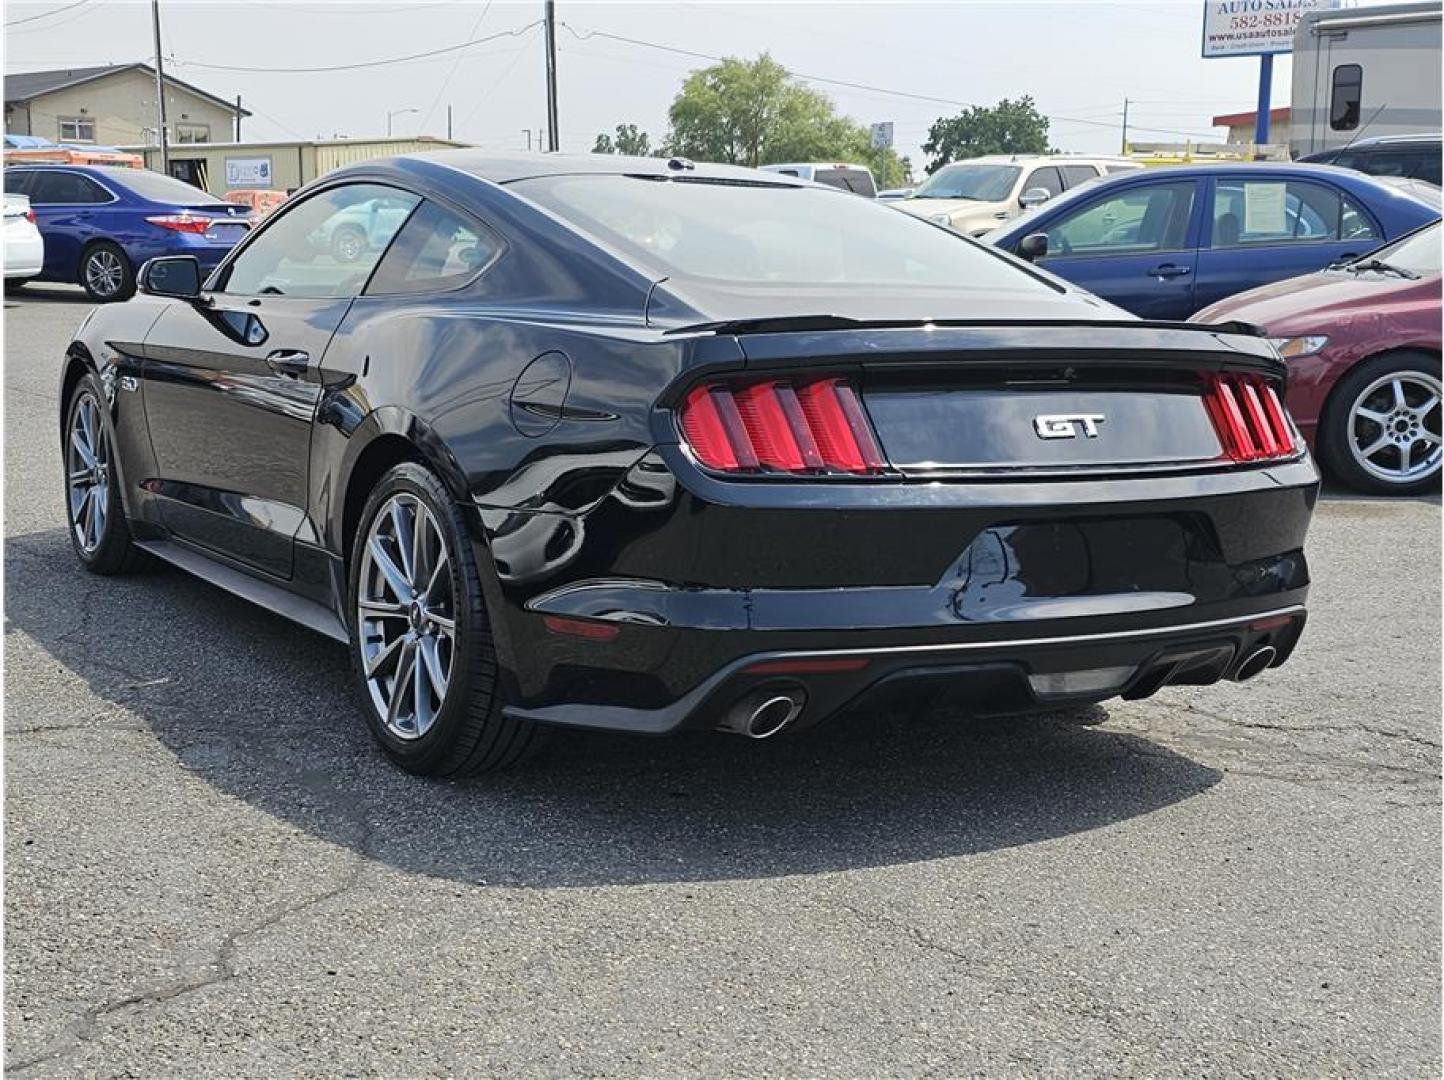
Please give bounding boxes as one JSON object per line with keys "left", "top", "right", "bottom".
{"left": 60, "top": 152, "right": 1318, "bottom": 775}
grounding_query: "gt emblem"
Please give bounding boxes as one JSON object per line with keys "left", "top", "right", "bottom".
{"left": 1034, "top": 413, "right": 1106, "bottom": 439}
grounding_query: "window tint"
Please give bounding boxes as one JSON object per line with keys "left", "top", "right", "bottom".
{"left": 4, "top": 171, "right": 32, "bottom": 195}
{"left": 1044, "top": 181, "right": 1196, "bottom": 255}
{"left": 911, "top": 163, "right": 1020, "bottom": 201}
{"left": 814, "top": 168, "right": 876, "bottom": 197}
{"left": 1210, "top": 180, "right": 1378, "bottom": 247}
{"left": 1331, "top": 64, "right": 1363, "bottom": 131}
{"left": 113, "top": 168, "right": 225, "bottom": 204}
{"left": 1363, "top": 222, "right": 1439, "bottom": 276}
{"left": 1060, "top": 165, "right": 1099, "bottom": 189}
{"left": 220, "top": 183, "right": 419, "bottom": 298}
{"left": 367, "top": 200, "right": 497, "bottom": 294}
{"left": 27, "top": 171, "right": 110, "bottom": 204}
{"left": 1026, "top": 166, "right": 1064, "bottom": 199}
{"left": 514, "top": 174, "right": 1058, "bottom": 293}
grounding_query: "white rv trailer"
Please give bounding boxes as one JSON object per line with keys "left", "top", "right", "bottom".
{"left": 1291, "top": 0, "right": 1442, "bottom": 157}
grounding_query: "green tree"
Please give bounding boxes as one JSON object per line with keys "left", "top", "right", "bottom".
{"left": 922, "top": 97, "right": 1051, "bottom": 174}
{"left": 663, "top": 53, "right": 908, "bottom": 187}
{"left": 592, "top": 123, "right": 653, "bottom": 156}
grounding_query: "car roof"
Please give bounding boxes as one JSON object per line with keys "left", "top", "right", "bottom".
{"left": 1349, "top": 133, "right": 1442, "bottom": 148}
{"left": 403, "top": 150, "right": 810, "bottom": 187}
{"left": 761, "top": 162, "right": 872, "bottom": 170}
{"left": 943, "top": 154, "right": 1135, "bottom": 166}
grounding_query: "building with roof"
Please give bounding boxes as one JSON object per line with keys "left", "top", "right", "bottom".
{"left": 1212, "top": 107, "right": 1293, "bottom": 148}
{"left": 4, "top": 63, "right": 248, "bottom": 150}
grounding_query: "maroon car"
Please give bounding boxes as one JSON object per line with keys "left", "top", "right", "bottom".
{"left": 1194, "top": 222, "right": 1441, "bottom": 495}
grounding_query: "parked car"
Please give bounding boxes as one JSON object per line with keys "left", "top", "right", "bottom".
{"left": 986, "top": 163, "right": 1440, "bottom": 320}
{"left": 893, "top": 155, "right": 1142, "bottom": 236}
{"left": 758, "top": 162, "right": 877, "bottom": 196}
{"left": 2, "top": 165, "right": 253, "bottom": 301}
{"left": 1298, "top": 134, "right": 1442, "bottom": 187}
{"left": 60, "top": 153, "right": 1317, "bottom": 776}
{"left": 876, "top": 187, "right": 914, "bottom": 201}
{"left": 1192, "top": 221, "right": 1440, "bottom": 495}
{"left": 3, "top": 193, "right": 44, "bottom": 285}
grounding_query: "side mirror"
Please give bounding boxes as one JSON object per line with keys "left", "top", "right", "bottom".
{"left": 1019, "top": 186, "right": 1053, "bottom": 209}
{"left": 138, "top": 255, "right": 202, "bottom": 299}
{"left": 1018, "top": 233, "right": 1050, "bottom": 262}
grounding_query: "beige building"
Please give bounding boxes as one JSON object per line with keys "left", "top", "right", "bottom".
{"left": 4, "top": 63, "right": 246, "bottom": 149}
{"left": 128, "top": 136, "right": 472, "bottom": 194}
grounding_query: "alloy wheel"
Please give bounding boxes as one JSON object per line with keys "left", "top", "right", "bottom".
{"left": 356, "top": 493, "right": 456, "bottom": 740}
{"left": 67, "top": 391, "right": 110, "bottom": 554}
{"left": 85, "top": 249, "right": 124, "bottom": 299}
{"left": 1347, "top": 371, "right": 1442, "bottom": 486}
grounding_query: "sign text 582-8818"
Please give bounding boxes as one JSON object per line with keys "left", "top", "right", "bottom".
{"left": 1201, "top": 0, "right": 1341, "bottom": 58}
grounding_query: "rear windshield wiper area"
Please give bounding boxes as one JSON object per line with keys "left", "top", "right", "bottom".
{"left": 1346, "top": 258, "right": 1420, "bottom": 280}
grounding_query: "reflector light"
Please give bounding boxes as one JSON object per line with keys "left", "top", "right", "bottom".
{"left": 541, "top": 615, "right": 621, "bottom": 641}
{"left": 677, "top": 376, "right": 885, "bottom": 475}
{"left": 1203, "top": 374, "right": 1298, "bottom": 462}
{"left": 145, "top": 214, "right": 211, "bottom": 234}
{"left": 1249, "top": 614, "right": 1297, "bottom": 632}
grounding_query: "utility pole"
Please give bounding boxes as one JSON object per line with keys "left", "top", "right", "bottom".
{"left": 235, "top": 94, "right": 242, "bottom": 141}
{"left": 447, "top": 104, "right": 452, "bottom": 141}
{"left": 1120, "top": 97, "right": 1129, "bottom": 155}
{"left": 543, "top": 0, "right": 559, "bottom": 151}
{"left": 151, "top": 0, "right": 169, "bottom": 171}
{"left": 522, "top": 128, "right": 532, "bottom": 151}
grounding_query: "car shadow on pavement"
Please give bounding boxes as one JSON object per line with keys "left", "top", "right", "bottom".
{"left": 6, "top": 527, "right": 1221, "bottom": 888}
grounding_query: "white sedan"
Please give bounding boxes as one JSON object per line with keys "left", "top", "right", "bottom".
{"left": 4, "top": 193, "right": 45, "bottom": 283}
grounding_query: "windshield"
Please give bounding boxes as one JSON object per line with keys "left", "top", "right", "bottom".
{"left": 1358, "top": 221, "right": 1441, "bottom": 275}
{"left": 115, "top": 169, "right": 224, "bottom": 204}
{"left": 511, "top": 174, "right": 1055, "bottom": 293}
{"left": 911, "top": 163, "right": 1020, "bottom": 202}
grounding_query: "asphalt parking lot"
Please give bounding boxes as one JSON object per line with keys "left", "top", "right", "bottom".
{"left": 4, "top": 284, "right": 1440, "bottom": 1077}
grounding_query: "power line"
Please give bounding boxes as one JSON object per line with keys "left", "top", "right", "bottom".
{"left": 455, "top": 29, "right": 538, "bottom": 135}
{"left": 4, "top": 0, "right": 92, "bottom": 28}
{"left": 419, "top": 0, "right": 492, "bottom": 134}
{"left": 173, "top": 20, "right": 540, "bottom": 74}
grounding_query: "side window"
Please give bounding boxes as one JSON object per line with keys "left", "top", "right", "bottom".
{"left": 1211, "top": 180, "right": 1376, "bottom": 247}
{"left": 1060, "top": 165, "right": 1098, "bottom": 189}
{"left": 27, "top": 172, "right": 109, "bottom": 204}
{"left": 1414, "top": 151, "right": 1442, "bottom": 186}
{"left": 4, "top": 171, "right": 32, "bottom": 195}
{"left": 1026, "top": 166, "right": 1064, "bottom": 199}
{"left": 1104, "top": 164, "right": 1141, "bottom": 174}
{"left": 366, "top": 200, "right": 499, "bottom": 295}
{"left": 1330, "top": 64, "right": 1363, "bottom": 131}
{"left": 1045, "top": 181, "right": 1196, "bottom": 256}
{"left": 219, "top": 183, "right": 420, "bottom": 298}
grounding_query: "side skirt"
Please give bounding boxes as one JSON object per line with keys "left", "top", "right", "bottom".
{"left": 135, "top": 538, "right": 349, "bottom": 643}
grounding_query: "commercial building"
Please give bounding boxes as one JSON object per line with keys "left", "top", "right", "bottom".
{"left": 1212, "top": 107, "right": 1294, "bottom": 148}
{"left": 127, "top": 136, "right": 470, "bottom": 194}
{"left": 3, "top": 63, "right": 246, "bottom": 149}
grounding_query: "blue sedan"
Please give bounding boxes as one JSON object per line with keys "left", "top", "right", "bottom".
{"left": 2, "top": 165, "right": 252, "bottom": 302}
{"left": 985, "top": 164, "right": 1440, "bottom": 320}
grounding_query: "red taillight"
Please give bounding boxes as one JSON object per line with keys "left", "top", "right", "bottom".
{"left": 678, "top": 377, "right": 885, "bottom": 475}
{"left": 25, "top": 209, "right": 35, "bottom": 224}
{"left": 1204, "top": 373, "right": 1298, "bottom": 462}
{"left": 145, "top": 214, "right": 211, "bottom": 234}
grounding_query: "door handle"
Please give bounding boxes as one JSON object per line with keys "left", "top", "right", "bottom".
{"left": 266, "top": 349, "right": 310, "bottom": 377}
{"left": 1147, "top": 264, "right": 1192, "bottom": 278}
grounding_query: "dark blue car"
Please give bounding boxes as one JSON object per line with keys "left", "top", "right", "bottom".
{"left": 985, "top": 163, "right": 1440, "bottom": 320}
{"left": 2, "top": 165, "right": 252, "bottom": 302}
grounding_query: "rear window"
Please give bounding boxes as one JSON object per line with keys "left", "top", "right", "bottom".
{"left": 512, "top": 174, "right": 1055, "bottom": 292}
{"left": 812, "top": 168, "right": 876, "bottom": 197}
{"left": 113, "top": 168, "right": 224, "bottom": 204}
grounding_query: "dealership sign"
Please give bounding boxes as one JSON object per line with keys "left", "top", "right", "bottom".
{"left": 225, "top": 156, "right": 273, "bottom": 188}
{"left": 1202, "top": 0, "right": 1342, "bottom": 57}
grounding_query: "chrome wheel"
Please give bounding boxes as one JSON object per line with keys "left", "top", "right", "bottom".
{"left": 1348, "top": 371, "right": 1442, "bottom": 486}
{"left": 357, "top": 493, "right": 456, "bottom": 740}
{"left": 84, "top": 248, "right": 124, "bottom": 298}
{"left": 334, "top": 229, "right": 365, "bottom": 263}
{"left": 67, "top": 391, "right": 110, "bottom": 554}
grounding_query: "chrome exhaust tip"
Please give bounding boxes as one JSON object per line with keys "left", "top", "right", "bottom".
{"left": 718, "top": 690, "right": 805, "bottom": 739}
{"left": 1231, "top": 645, "right": 1278, "bottom": 683}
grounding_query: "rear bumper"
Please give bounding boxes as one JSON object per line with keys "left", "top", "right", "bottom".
{"left": 504, "top": 605, "right": 1308, "bottom": 734}
{"left": 5, "top": 231, "right": 44, "bottom": 277}
{"left": 483, "top": 452, "right": 1319, "bottom": 735}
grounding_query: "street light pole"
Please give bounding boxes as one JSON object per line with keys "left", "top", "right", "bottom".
{"left": 387, "top": 107, "right": 419, "bottom": 138}
{"left": 151, "top": 0, "right": 169, "bottom": 171}
{"left": 543, "top": 0, "right": 559, "bottom": 151}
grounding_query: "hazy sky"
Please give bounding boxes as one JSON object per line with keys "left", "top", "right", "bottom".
{"left": 5, "top": 0, "right": 1347, "bottom": 173}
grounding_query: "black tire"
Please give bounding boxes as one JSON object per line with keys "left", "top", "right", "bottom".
{"left": 347, "top": 462, "right": 544, "bottom": 776}
{"left": 1318, "top": 351, "right": 1442, "bottom": 496}
{"left": 63, "top": 373, "right": 148, "bottom": 574}
{"left": 78, "top": 241, "right": 135, "bottom": 303}
{"left": 331, "top": 225, "right": 367, "bottom": 264}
